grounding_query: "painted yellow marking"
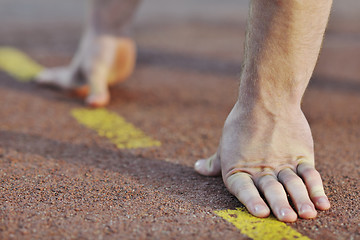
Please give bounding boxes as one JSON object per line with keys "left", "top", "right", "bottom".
{"left": 71, "top": 108, "right": 161, "bottom": 149}
{"left": 0, "top": 47, "right": 159, "bottom": 149}
{"left": 0, "top": 47, "right": 43, "bottom": 81}
{"left": 214, "top": 207, "right": 310, "bottom": 240}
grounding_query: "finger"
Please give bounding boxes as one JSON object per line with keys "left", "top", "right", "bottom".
{"left": 297, "top": 163, "right": 330, "bottom": 210}
{"left": 278, "top": 168, "right": 317, "bottom": 219}
{"left": 257, "top": 175, "right": 297, "bottom": 222}
{"left": 226, "top": 172, "right": 270, "bottom": 218}
{"left": 194, "top": 153, "right": 221, "bottom": 176}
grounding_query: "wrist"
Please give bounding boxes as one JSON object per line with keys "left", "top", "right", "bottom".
{"left": 237, "top": 89, "right": 302, "bottom": 120}
{"left": 238, "top": 78, "right": 304, "bottom": 117}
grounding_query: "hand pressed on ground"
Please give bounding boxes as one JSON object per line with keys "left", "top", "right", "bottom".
{"left": 195, "top": 0, "right": 332, "bottom": 222}
{"left": 195, "top": 101, "right": 330, "bottom": 222}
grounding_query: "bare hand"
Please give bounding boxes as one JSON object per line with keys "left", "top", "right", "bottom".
{"left": 195, "top": 101, "right": 330, "bottom": 222}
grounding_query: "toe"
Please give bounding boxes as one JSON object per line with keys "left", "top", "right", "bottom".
{"left": 86, "top": 93, "right": 110, "bottom": 108}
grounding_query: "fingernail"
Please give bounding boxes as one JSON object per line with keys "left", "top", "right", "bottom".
{"left": 316, "top": 197, "right": 330, "bottom": 209}
{"left": 280, "top": 208, "right": 292, "bottom": 218}
{"left": 316, "top": 197, "right": 328, "bottom": 205}
{"left": 254, "top": 204, "right": 268, "bottom": 215}
{"left": 300, "top": 204, "right": 314, "bottom": 214}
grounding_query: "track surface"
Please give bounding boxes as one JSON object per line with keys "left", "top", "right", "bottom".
{"left": 0, "top": 1, "right": 359, "bottom": 239}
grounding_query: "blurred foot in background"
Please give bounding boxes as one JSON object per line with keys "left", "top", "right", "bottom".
{"left": 35, "top": 0, "right": 140, "bottom": 107}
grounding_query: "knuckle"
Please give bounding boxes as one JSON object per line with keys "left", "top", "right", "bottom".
{"left": 310, "top": 186, "right": 326, "bottom": 197}
{"left": 244, "top": 196, "right": 262, "bottom": 207}
{"left": 239, "top": 181, "right": 256, "bottom": 193}
{"left": 301, "top": 166, "right": 320, "bottom": 180}
{"left": 279, "top": 170, "right": 296, "bottom": 181}
{"left": 284, "top": 175, "right": 302, "bottom": 186}
{"left": 226, "top": 172, "right": 254, "bottom": 194}
{"left": 258, "top": 175, "right": 278, "bottom": 189}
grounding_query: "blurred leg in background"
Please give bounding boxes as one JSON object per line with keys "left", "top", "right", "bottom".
{"left": 35, "top": 0, "right": 141, "bottom": 107}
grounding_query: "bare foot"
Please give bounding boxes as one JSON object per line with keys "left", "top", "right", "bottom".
{"left": 34, "top": 29, "right": 92, "bottom": 90}
{"left": 35, "top": 34, "right": 136, "bottom": 107}
{"left": 195, "top": 101, "right": 330, "bottom": 222}
{"left": 35, "top": 66, "right": 85, "bottom": 89}
{"left": 85, "top": 36, "right": 136, "bottom": 107}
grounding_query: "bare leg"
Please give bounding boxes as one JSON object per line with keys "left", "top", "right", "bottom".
{"left": 84, "top": 0, "right": 139, "bottom": 107}
{"left": 35, "top": 0, "right": 140, "bottom": 107}
{"left": 195, "top": 0, "right": 332, "bottom": 222}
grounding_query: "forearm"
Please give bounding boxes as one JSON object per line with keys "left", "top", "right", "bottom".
{"left": 239, "top": 0, "right": 332, "bottom": 111}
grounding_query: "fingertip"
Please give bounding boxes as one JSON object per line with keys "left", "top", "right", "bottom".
{"left": 194, "top": 159, "right": 218, "bottom": 176}
{"left": 278, "top": 208, "right": 298, "bottom": 222}
{"left": 251, "top": 204, "right": 270, "bottom": 218}
{"left": 314, "top": 196, "right": 331, "bottom": 210}
{"left": 299, "top": 204, "right": 317, "bottom": 219}
{"left": 194, "top": 153, "right": 221, "bottom": 176}
{"left": 194, "top": 159, "right": 206, "bottom": 174}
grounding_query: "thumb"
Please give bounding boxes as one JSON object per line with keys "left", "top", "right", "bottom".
{"left": 194, "top": 152, "right": 221, "bottom": 176}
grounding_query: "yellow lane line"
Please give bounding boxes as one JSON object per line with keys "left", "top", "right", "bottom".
{"left": 71, "top": 108, "right": 161, "bottom": 149}
{"left": 0, "top": 47, "right": 43, "bottom": 81}
{"left": 0, "top": 47, "right": 160, "bottom": 149}
{"left": 214, "top": 207, "right": 310, "bottom": 240}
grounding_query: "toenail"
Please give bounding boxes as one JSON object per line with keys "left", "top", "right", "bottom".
{"left": 300, "top": 204, "right": 313, "bottom": 214}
